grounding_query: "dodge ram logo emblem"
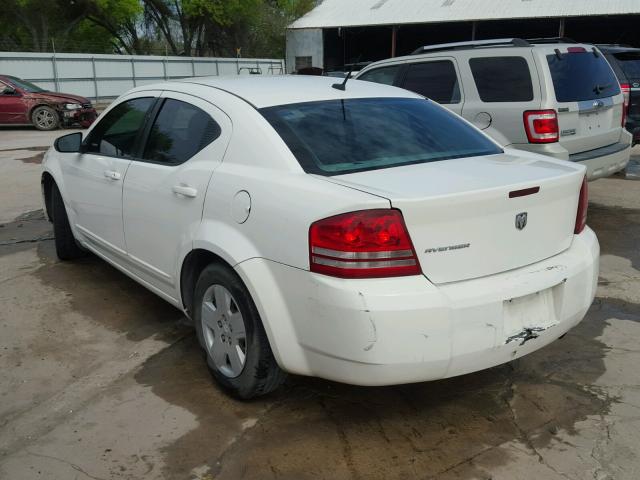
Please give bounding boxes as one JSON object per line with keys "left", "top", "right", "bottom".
{"left": 515, "top": 212, "right": 528, "bottom": 230}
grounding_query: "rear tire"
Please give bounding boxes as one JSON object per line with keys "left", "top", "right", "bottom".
{"left": 32, "top": 105, "right": 59, "bottom": 131}
{"left": 51, "top": 184, "right": 85, "bottom": 260}
{"left": 194, "top": 263, "right": 286, "bottom": 399}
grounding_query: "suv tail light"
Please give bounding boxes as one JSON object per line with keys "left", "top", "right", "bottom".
{"left": 574, "top": 176, "right": 588, "bottom": 234}
{"left": 524, "top": 110, "right": 559, "bottom": 144}
{"left": 309, "top": 209, "right": 421, "bottom": 278}
{"left": 621, "top": 83, "right": 630, "bottom": 127}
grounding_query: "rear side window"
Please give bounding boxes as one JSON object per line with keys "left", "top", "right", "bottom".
{"left": 143, "top": 99, "right": 221, "bottom": 165}
{"left": 402, "top": 61, "right": 461, "bottom": 104}
{"left": 358, "top": 65, "right": 401, "bottom": 86}
{"left": 261, "top": 98, "right": 502, "bottom": 176}
{"left": 613, "top": 52, "right": 640, "bottom": 82}
{"left": 547, "top": 51, "right": 621, "bottom": 102}
{"left": 85, "top": 97, "right": 154, "bottom": 158}
{"left": 469, "top": 57, "right": 534, "bottom": 102}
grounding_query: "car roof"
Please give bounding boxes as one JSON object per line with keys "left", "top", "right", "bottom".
{"left": 358, "top": 41, "right": 596, "bottom": 72}
{"left": 175, "top": 75, "right": 422, "bottom": 109}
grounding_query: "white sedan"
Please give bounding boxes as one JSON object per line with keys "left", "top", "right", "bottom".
{"left": 42, "top": 76, "right": 599, "bottom": 399}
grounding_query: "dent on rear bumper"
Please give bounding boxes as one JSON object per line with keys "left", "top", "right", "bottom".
{"left": 236, "top": 227, "right": 599, "bottom": 386}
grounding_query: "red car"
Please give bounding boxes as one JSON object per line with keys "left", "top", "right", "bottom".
{"left": 0, "top": 75, "right": 97, "bottom": 130}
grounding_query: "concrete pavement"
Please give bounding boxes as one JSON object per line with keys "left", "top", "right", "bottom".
{"left": 1, "top": 129, "right": 639, "bottom": 480}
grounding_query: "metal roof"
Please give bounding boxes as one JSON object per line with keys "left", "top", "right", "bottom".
{"left": 290, "top": 0, "right": 640, "bottom": 29}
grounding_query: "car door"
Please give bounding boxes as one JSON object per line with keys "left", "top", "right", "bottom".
{"left": 60, "top": 93, "right": 159, "bottom": 263}
{"left": 122, "top": 91, "right": 232, "bottom": 300}
{"left": 0, "top": 80, "right": 27, "bottom": 124}
{"left": 397, "top": 58, "right": 464, "bottom": 115}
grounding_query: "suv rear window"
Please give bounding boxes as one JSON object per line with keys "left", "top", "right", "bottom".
{"left": 261, "top": 98, "right": 502, "bottom": 176}
{"left": 613, "top": 52, "right": 640, "bottom": 81}
{"left": 547, "top": 51, "right": 621, "bottom": 102}
{"left": 402, "top": 61, "right": 461, "bottom": 104}
{"left": 469, "top": 57, "right": 534, "bottom": 102}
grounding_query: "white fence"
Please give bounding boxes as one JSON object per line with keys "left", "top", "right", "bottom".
{"left": 0, "top": 52, "right": 285, "bottom": 100}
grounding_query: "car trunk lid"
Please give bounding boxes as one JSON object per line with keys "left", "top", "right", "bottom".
{"left": 325, "top": 152, "right": 585, "bottom": 284}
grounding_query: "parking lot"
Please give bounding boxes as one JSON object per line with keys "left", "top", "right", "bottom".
{"left": 1, "top": 128, "right": 640, "bottom": 480}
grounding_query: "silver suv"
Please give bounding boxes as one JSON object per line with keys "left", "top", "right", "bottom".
{"left": 356, "top": 38, "right": 632, "bottom": 181}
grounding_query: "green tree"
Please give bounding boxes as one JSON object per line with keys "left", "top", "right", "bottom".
{"left": 82, "top": 0, "right": 145, "bottom": 54}
{"left": 1, "top": 0, "right": 88, "bottom": 51}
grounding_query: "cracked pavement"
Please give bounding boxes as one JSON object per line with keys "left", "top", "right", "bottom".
{"left": 1, "top": 130, "right": 639, "bottom": 479}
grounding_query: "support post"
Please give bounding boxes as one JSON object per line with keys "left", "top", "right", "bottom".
{"left": 131, "top": 58, "right": 137, "bottom": 87}
{"left": 51, "top": 40, "right": 60, "bottom": 92}
{"left": 472, "top": 21, "right": 477, "bottom": 40}
{"left": 391, "top": 25, "right": 398, "bottom": 58}
{"left": 91, "top": 57, "right": 98, "bottom": 101}
{"left": 559, "top": 18, "right": 566, "bottom": 37}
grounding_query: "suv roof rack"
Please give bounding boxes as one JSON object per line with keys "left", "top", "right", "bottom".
{"left": 596, "top": 43, "right": 636, "bottom": 49}
{"left": 526, "top": 37, "right": 578, "bottom": 44}
{"left": 411, "top": 38, "right": 530, "bottom": 55}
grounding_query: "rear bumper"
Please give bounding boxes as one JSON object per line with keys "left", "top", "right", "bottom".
{"left": 510, "top": 133, "right": 631, "bottom": 181}
{"left": 236, "top": 228, "right": 599, "bottom": 386}
{"left": 625, "top": 117, "right": 640, "bottom": 145}
{"left": 568, "top": 137, "right": 631, "bottom": 180}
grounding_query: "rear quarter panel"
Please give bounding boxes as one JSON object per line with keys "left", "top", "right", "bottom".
{"left": 196, "top": 105, "right": 391, "bottom": 270}
{"left": 458, "top": 48, "right": 543, "bottom": 147}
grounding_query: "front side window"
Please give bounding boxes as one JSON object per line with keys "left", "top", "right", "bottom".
{"left": 470, "top": 57, "right": 534, "bottom": 102}
{"left": 358, "top": 66, "right": 401, "bottom": 86}
{"left": 547, "top": 51, "right": 621, "bottom": 102}
{"left": 261, "top": 98, "right": 502, "bottom": 176}
{"left": 402, "top": 61, "right": 461, "bottom": 104}
{"left": 143, "top": 99, "right": 221, "bottom": 165}
{"left": 85, "top": 97, "right": 154, "bottom": 158}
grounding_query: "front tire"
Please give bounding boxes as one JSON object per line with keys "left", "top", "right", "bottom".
{"left": 51, "top": 184, "right": 85, "bottom": 260}
{"left": 32, "top": 105, "right": 60, "bottom": 131}
{"left": 194, "top": 263, "right": 286, "bottom": 399}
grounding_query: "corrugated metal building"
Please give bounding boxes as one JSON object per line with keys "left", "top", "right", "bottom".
{"left": 287, "top": 0, "right": 640, "bottom": 73}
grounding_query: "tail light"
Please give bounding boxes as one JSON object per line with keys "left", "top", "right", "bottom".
{"left": 574, "top": 176, "right": 588, "bottom": 234}
{"left": 309, "top": 209, "right": 421, "bottom": 278}
{"left": 524, "top": 110, "right": 559, "bottom": 144}
{"left": 621, "top": 83, "right": 630, "bottom": 127}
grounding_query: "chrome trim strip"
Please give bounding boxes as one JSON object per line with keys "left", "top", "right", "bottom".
{"left": 577, "top": 96, "right": 614, "bottom": 114}
{"left": 312, "top": 256, "right": 417, "bottom": 269}
{"left": 312, "top": 247, "right": 414, "bottom": 260}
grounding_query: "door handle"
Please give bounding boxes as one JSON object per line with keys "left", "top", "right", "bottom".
{"left": 103, "top": 170, "right": 121, "bottom": 181}
{"left": 172, "top": 184, "right": 198, "bottom": 198}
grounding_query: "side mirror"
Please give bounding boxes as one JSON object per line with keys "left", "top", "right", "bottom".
{"left": 1, "top": 86, "right": 16, "bottom": 95}
{"left": 54, "top": 132, "right": 83, "bottom": 153}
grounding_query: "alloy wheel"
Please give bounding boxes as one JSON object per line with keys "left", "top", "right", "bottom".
{"left": 201, "top": 284, "right": 247, "bottom": 378}
{"left": 35, "top": 109, "right": 56, "bottom": 129}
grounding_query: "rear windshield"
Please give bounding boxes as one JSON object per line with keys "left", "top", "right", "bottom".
{"left": 4, "top": 75, "right": 47, "bottom": 93}
{"left": 547, "top": 51, "right": 620, "bottom": 102}
{"left": 261, "top": 98, "right": 502, "bottom": 176}
{"left": 613, "top": 52, "right": 640, "bottom": 81}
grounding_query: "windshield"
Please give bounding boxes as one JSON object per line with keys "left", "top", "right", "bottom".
{"left": 261, "top": 98, "right": 502, "bottom": 176}
{"left": 547, "top": 51, "right": 620, "bottom": 102}
{"left": 614, "top": 52, "right": 640, "bottom": 81}
{"left": 4, "top": 75, "right": 47, "bottom": 93}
